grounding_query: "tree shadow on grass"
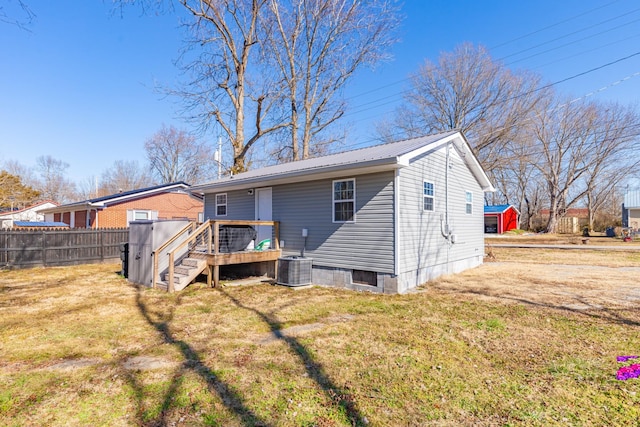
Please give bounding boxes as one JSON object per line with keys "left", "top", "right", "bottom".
{"left": 220, "top": 289, "right": 368, "bottom": 427}
{"left": 131, "top": 285, "right": 271, "bottom": 427}
{"left": 118, "top": 357, "right": 188, "bottom": 427}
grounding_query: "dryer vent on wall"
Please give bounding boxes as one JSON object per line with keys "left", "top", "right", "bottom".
{"left": 277, "top": 256, "right": 312, "bottom": 286}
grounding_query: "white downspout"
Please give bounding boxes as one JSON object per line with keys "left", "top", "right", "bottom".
{"left": 440, "top": 142, "right": 452, "bottom": 244}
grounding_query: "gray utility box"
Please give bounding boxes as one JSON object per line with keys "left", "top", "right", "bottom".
{"left": 277, "top": 256, "right": 313, "bottom": 287}
{"left": 128, "top": 219, "right": 191, "bottom": 287}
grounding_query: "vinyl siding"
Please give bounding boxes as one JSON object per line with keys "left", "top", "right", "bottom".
{"left": 201, "top": 174, "right": 396, "bottom": 273}
{"left": 273, "top": 172, "right": 395, "bottom": 273}
{"left": 203, "top": 190, "right": 255, "bottom": 220}
{"left": 398, "top": 145, "right": 485, "bottom": 276}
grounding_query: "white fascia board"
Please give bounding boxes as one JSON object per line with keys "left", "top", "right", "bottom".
{"left": 398, "top": 131, "right": 495, "bottom": 193}
{"left": 395, "top": 132, "right": 460, "bottom": 165}
{"left": 192, "top": 158, "right": 403, "bottom": 194}
{"left": 37, "top": 203, "right": 91, "bottom": 214}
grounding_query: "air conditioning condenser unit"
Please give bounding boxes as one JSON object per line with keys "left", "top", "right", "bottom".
{"left": 277, "top": 256, "right": 312, "bottom": 286}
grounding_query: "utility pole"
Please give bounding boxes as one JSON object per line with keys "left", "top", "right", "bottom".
{"left": 214, "top": 136, "right": 223, "bottom": 179}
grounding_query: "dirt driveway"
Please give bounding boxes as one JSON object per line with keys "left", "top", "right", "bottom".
{"left": 427, "top": 249, "right": 640, "bottom": 311}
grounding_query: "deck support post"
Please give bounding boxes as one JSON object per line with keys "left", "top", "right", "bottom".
{"left": 213, "top": 265, "right": 219, "bottom": 288}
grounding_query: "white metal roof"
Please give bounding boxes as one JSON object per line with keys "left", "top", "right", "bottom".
{"left": 191, "top": 131, "right": 495, "bottom": 194}
{"left": 625, "top": 190, "right": 640, "bottom": 208}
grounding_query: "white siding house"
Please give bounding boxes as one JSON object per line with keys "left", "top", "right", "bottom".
{"left": 0, "top": 201, "right": 58, "bottom": 228}
{"left": 190, "top": 131, "right": 494, "bottom": 293}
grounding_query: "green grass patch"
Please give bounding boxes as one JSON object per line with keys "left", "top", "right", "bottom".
{"left": 1, "top": 262, "right": 640, "bottom": 426}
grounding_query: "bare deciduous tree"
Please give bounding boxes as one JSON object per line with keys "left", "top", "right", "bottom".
{"left": 264, "top": 0, "right": 400, "bottom": 161}
{"left": 1, "top": 159, "right": 38, "bottom": 188}
{"left": 76, "top": 176, "right": 103, "bottom": 201}
{"left": 379, "top": 43, "right": 545, "bottom": 173}
{"left": 530, "top": 96, "right": 602, "bottom": 233}
{"left": 35, "top": 155, "right": 77, "bottom": 203}
{"left": 145, "top": 124, "right": 217, "bottom": 184}
{"left": 115, "top": 0, "right": 400, "bottom": 171}
{"left": 577, "top": 103, "right": 640, "bottom": 231}
{"left": 77, "top": 160, "right": 154, "bottom": 199}
{"left": 102, "top": 160, "right": 155, "bottom": 194}
{"left": 176, "top": 0, "right": 289, "bottom": 173}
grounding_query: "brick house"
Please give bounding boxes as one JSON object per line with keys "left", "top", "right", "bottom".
{"left": 38, "top": 182, "right": 203, "bottom": 229}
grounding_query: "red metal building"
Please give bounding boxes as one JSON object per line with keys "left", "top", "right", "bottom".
{"left": 484, "top": 204, "right": 520, "bottom": 234}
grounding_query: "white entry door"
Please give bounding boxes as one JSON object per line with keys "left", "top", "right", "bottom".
{"left": 255, "top": 187, "right": 272, "bottom": 244}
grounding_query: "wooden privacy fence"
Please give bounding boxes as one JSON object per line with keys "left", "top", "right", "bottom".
{"left": 0, "top": 228, "right": 129, "bottom": 269}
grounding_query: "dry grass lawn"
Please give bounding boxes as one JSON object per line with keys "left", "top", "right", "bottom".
{"left": 1, "top": 247, "right": 639, "bottom": 426}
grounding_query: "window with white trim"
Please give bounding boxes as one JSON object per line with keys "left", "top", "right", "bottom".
{"left": 126, "top": 209, "right": 157, "bottom": 225}
{"left": 215, "top": 193, "right": 227, "bottom": 216}
{"left": 333, "top": 179, "right": 355, "bottom": 222}
{"left": 465, "top": 191, "right": 473, "bottom": 214}
{"left": 134, "top": 210, "right": 151, "bottom": 220}
{"left": 423, "top": 181, "right": 434, "bottom": 211}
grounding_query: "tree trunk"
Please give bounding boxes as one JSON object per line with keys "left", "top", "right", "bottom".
{"left": 546, "top": 192, "right": 559, "bottom": 233}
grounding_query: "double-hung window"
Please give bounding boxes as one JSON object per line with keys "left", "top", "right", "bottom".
{"left": 465, "top": 191, "right": 473, "bottom": 214}
{"left": 215, "top": 193, "right": 227, "bottom": 216}
{"left": 423, "top": 181, "right": 434, "bottom": 211}
{"left": 333, "top": 179, "right": 355, "bottom": 222}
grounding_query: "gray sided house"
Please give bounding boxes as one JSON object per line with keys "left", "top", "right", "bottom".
{"left": 191, "top": 131, "right": 494, "bottom": 294}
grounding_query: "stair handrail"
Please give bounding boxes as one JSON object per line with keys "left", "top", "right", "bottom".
{"left": 151, "top": 221, "right": 196, "bottom": 289}
{"left": 166, "top": 220, "right": 213, "bottom": 292}
{"left": 160, "top": 219, "right": 280, "bottom": 292}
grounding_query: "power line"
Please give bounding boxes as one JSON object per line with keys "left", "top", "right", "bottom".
{"left": 342, "top": 69, "right": 640, "bottom": 151}
{"left": 504, "top": 16, "right": 640, "bottom": 66}
{"left": 346, "top": 1, "right": 631, "bottom": 102}
{"left": 498, "top": 7, "right": 640, "bottom": 61}
{"left": 489, "top": 0, "right": 622, "bottom": 50}
{"left": 343, "top": 51, "right": 640, "bottom": 121}
{"left": 534, "top": 51, "right": 640, "bottom": 93}
{"left": 530, "top": 32, "right": 640, "bottom": 71}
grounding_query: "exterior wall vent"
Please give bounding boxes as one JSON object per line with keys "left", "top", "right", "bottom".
{"left": 277, "top": 256, "right": 312, "bottom": 286}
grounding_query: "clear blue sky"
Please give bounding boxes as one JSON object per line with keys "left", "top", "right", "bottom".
{"left": 1, "top": 0, "right": 639, "bottom": 184}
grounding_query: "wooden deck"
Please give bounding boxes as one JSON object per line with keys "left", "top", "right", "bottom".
{"left": 190, "top": 247, "right": 282, "bottom": 288}
{"left": 154, "top": 220, "right": 281, "bottom": 291}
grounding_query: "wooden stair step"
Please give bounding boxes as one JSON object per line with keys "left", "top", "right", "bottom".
{"left": 175, "top": 265, "right": 193, "bottom": 275}
{"left": 182, "top": 258, "right": 200, "bottom": 267}
{"left": 163, "top": 272, "right": 188, "bottom": 283}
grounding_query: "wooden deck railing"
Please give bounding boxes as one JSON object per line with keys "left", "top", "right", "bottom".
{"left": 161, "top": 220, "right": 280, "bottom": 292}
